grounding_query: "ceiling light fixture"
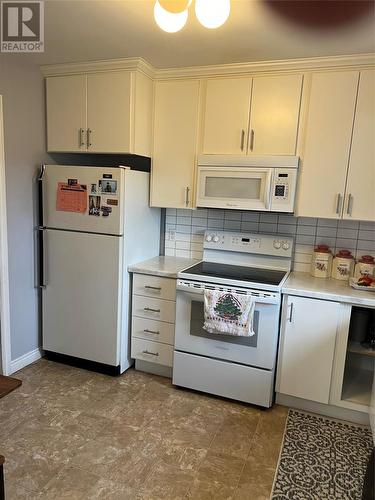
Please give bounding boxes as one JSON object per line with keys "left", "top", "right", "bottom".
{"left": 154, "top": 0, "right": 231, "bottom": 33}
{"left": 195, "top": 0, "right": 231, "bottom": 29}
{"left": 154, "top": 0, "right": 189, "bottom": 33}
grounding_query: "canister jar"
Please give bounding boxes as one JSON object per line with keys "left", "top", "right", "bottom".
{"left": 331, "top": 250, "right": 355, "bottom": 281}
{"left": 354, "top": 255, "right": 375, "bottom": 279}
{"left": 310, "top": 244, "right": 332, "bottom": 278}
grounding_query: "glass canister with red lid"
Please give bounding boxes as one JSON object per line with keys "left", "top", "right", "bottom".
{"left": 354, "top": 255, "right": 375, "bottom": 279}
{"left": 331, "top": 250, "right": 355, "bottom": 281}
{"left": 310, "top": 244, "right": 333, "bottom": 278}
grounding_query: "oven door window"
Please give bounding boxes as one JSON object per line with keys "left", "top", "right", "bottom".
{"left": 190, "top": 301, "right": 259, "bottom": 348}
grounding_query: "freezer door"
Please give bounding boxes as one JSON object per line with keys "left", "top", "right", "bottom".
{"left": 42, "top": 229, "right": 122, "bottom": 366}
{"left": 42, "top": 165, "right": 124, "bottom": 235}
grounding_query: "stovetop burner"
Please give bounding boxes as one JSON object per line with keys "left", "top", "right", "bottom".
{"left": 180, "top": 261, "right": 287, "bottom": 287}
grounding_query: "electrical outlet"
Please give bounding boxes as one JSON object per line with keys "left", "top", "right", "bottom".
{"left": 168, "top": 229, "right": 176, "bottom": 241}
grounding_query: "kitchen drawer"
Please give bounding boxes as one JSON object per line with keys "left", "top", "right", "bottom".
{"left": 133, "top": 274, "right": 176, "bottom": 301}
{"left": 132, "top": 317, "right": 175, "bottom": 345}
{"left": 131, "top": 338, "right": 173, "bottom": 367}
{"left": 132, "top": 295, "right": 176, "bottom": 324}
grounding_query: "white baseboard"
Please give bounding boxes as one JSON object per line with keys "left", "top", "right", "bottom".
{"left": 10, "top": 348, "right": 43, "bottom": 374}
{"left": 276, "top": 393, "right": 370, "bottom": 426}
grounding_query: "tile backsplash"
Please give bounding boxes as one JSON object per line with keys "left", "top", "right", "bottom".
{"left": 164, "top": 208, "right": 375, "bottom": 273}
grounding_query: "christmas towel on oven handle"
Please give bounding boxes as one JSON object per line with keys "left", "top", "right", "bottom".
{"left": 203, "top": 289, "right": 256, "bottom": 337}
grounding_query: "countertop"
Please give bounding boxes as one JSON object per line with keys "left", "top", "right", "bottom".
{"left": 283, "top": 272, "right": 375, "bottom": 308}
{"left": 128, "top": 256, "right": 199, "bottom": 279}
{"left": 129, "top": 258, "right": 375, "bottom": 306}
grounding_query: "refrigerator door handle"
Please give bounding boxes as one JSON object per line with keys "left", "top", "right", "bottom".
{"left": 38, "top": 163, "right": 46, "bottom": 181}
{"left": 38, "top": 226, "right": 47, "bottom": 289}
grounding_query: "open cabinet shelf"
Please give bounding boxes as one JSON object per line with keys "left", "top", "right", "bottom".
{"left": 348, "top": 341, "right": 375, "bottom": 358}
{"left": 341, "top": 365, "right": 373, "bottom": 408}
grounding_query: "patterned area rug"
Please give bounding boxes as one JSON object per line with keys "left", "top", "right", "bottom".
{"left": 272, "top": 409, "right": 373, "bottom": 500}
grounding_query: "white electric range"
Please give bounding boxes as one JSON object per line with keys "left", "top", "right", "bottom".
{"left": 172, "top": 230, "right": 293, "bottom": 407}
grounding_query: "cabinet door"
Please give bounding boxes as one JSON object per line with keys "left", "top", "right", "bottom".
{"left": 87, "top": 71, "right": 132, "bottom": 153}
{"left": 277, "top": 295, "right": 340, "bottom": 404}
{"left": 46, "top": 75, "right": 87, "bottom": 152}
{"left": 202, "top": 77, "right": 252, "bottom": 155}
{"left": 343, "top": 70, "right": 375, "bottom": 221}
{"left": 151, "top": 80, "right": 200, "bottom": 208}
{"left": 296, "top": 71, "right": 359, "bottom": 219}
{"left": 249, "top": 74, "right": 302, "bottom": 155}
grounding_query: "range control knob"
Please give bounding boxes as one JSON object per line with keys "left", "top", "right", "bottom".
{"left": 205, "top": 234, "right": 212, "bottom": 242}
{"left": 282, "top": 242, "right": 290, "bottom": 250}
{"left": 213, "top": 235, "right": 220, "bottom": 243}
{"left": 273, "top": 240, "right": 281, "bottom": 249}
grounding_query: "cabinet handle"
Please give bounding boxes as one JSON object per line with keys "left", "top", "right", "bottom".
{"left": 240, "top": 129, "right": 245, "bottom": 151}
{"left": 249, "top": 129, "right": 255, "bottom": 152}
{"left": 335, "top": 194, "right": 343, "bottom": 215}
{"left": 142, "top": 350, "right": 159, "bottom": 357}
{"left": 346, "top": 194, "right": 353, "bottom": 216}
{"left": 288, "top": 302, "right": 294, "bottom": 322}
{"left": 144, "top": 285, "right": 162, "bottom": 291}
{"left": 144, "top": 307, "right": 160, "bottom": 313}
{"left": 87, "top": 129, "right": 92, "bottom": 147}
{"left": 144, "top": 329, "right": 160, "bottom": 335}
{"left": 79, "top": 128, "right": 86, "bottom": 147}
{"left": 185, "top": 186, "right": 190, "bottom": 207}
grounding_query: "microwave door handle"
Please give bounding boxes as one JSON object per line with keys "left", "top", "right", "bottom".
{"left": 264, "top": 170, "right": 273, "bottom": 210}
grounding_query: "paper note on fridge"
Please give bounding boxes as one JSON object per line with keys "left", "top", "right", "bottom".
{"left": 56, "top": 182, "right": 88, "bottom": 213}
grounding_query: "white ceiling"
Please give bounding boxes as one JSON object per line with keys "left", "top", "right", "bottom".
{"left": 3, "top": 0, "right": 375, "bottom": 67}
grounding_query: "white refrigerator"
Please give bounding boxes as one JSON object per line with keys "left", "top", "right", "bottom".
{"left": 39, "top": 164, "right": 160, "bottom": 374}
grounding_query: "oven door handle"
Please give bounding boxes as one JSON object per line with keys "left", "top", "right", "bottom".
{"left": 176, "top": 284, "right": 204, "bottom": 294}
{"left": 176, "top": 286, "right": 280, "bottom": 305}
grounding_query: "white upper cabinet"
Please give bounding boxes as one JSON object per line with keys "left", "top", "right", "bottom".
{"left": 201, "top": 74, "right": 302, "bottom": 156}
{"left": 151, "top": 80, "right": 200, "bottom": 209}
{"left": 343, "top": 69, "right": 375, "bottom": 222}
{"left": 202, "top": 77, "right": 252, "bottom": 155}
{"left": 87, "top": 72, "right": 132, "bottom": 153}
{"left": 296, "top": 71, "right": 359, "bottom": 219}
{"left": 277, "top": 295, "right": 340, "bottom": 404}
{"left": 46, "top": 75, "right": 87, "bottom": 153}
{"left": 249, "top": 74, "right": 303, "bottom": 155}
{"left": 46, "top": 70, "right": 153, "bottom": 155}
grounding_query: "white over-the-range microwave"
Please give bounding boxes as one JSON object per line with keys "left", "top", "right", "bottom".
{"left": 196, "top": 155, "right": 299, "bottom": 212}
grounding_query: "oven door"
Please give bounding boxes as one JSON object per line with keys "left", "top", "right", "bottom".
{"left": 196, "top": 166, "right": 273, "bottom": 211}
{"left": 175, "top": 283, "right": 281, "bottom": 370}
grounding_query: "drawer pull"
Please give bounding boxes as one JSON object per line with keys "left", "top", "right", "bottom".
{"left": 142, "top": 350, "right": 159, "bottom": 357}
{"left": 143, "top": 307, "right": 160, "bottom": 313}
{"left": 144, "top": 285, "right": 162, "bottom": 291}
{"left": 144, "top": 329, "right": 160, "bottom": 335}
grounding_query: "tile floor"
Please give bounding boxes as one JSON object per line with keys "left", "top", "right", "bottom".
{"left": 0, "top": 359, "right": 288, "bottom": 499}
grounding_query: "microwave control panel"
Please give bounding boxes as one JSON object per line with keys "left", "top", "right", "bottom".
{"left": 274, "top": 179, "right": 289, "bottom": 199}
{"left": 271, "top": 168, "right": 298, "bottom": 212}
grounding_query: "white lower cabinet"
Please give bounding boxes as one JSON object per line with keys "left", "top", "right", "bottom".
{"left": 131, "top": 273, "right": 176, "bottom": 376}
{"left": 277, "top": 295, "right": 341, "bottom": 404}
{"left": 131, "top": 338, "right": 173, "bottom": 367}
{"left": 277, "top": 295, "right": 374, "bottom": 421}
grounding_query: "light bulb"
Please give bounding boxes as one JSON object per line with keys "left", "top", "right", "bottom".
{"left": 159, "top": 0, "right": 192, "bottom": 14}
{"left": 195, "top": 0, "right": 231, "bottom": 29}
{"left": 154, "top": 0, "right": 188, "bottom": 33}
